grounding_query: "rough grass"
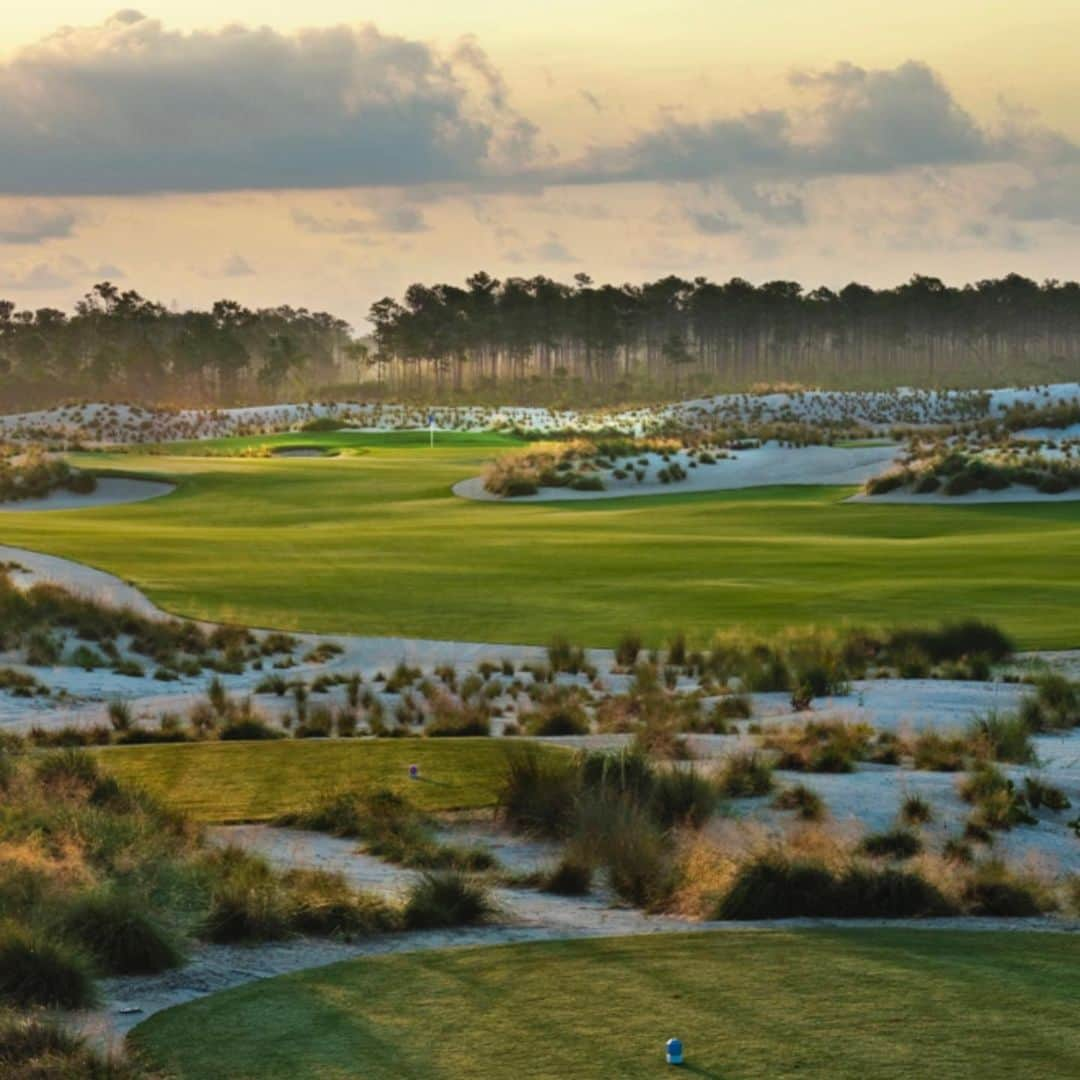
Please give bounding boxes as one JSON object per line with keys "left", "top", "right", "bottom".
{"left": 3, "top": 436, "right": 1080, "bottom": 647}
{"left": 90, "top": 739, "right": 534, "bottom": 822}
{"left": 131, "top": 930, "right": 1080, "bottom": 1079}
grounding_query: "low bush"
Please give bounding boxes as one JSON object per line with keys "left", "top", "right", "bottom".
{"left": 498, "top": 745, "right": 580, "bottom": 837}
{"left": 1023, "top": 775, "right": 1071, "bottom": 812}
{"left": 62, "top": 890, "right": 185, "bottom": 975}
{"left": 0, "top": 1010, "right": 147, "bottom": 1078}
{"left": 717, "top": 751, "right": 774, "bottom": 797}
{"left": 968, "top": 710, "right": 1035, "bottom": 764}
{"left": 962, "top": 860, "right": 1055, "bottom": 916}
{"left": 859, "top": 829, "right": 923, "bottom": 860}
{"left": 403, "top": 871, "right": 496, "bottom": 929}
{"left": 0, "top": 924, "right": 97, "bottom": 1009}
{"left": 542, "top": 856, "right": 593, "bottom": 896}
{"left": 714, "top": 852, "right": 954, "bottom": 920}
{"left": 772, "top": 784, "right": 826, "bottom": 821}
{"left": 899, "top": 793, "right": 934, "bottom": 825}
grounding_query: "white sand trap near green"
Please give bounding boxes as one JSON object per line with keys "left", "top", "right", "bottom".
{"left": 0, "top": 476, "right": 174, "bottom": 512}
{"left": 455, "top": 442, "right": 899, "bottom": 502}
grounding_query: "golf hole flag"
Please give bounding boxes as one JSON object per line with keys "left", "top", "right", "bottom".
{"left": 428, "top": 411, "right": 436, "bottom": 447}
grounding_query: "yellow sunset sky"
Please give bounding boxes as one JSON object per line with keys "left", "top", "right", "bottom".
{"left": 1, "top": 3, "right": 1078, "bottom": 327}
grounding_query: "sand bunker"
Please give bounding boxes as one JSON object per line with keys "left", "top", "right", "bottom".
{"left": 0, "top": 476, "right": 174, "bottom": 513}
{"left": 455, "top": 442, "right": 898, "bottom": 502}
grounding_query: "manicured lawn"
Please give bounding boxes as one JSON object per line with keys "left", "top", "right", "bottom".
{"left": 132, "top": 929, "right": 1080, "bottom": 1079}
{"left": 2, "top": 431, "right": 1079, "bottom": 647}
{"left": 92, "top": 738, "right": 521, "bottom": 822}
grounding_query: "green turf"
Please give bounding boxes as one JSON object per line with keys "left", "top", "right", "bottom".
{"left": 131, "top": 929, "right": 1080, "bottom": 1079}
{"left": 92, "top": 738, "right": 521, "bottom": 822}
{"left": 2, "top": 431, "right": 1079, "bottom": 647}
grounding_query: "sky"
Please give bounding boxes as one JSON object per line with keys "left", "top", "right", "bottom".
{"left": 0, "top": 4, "right": 1078, "bottom": 329}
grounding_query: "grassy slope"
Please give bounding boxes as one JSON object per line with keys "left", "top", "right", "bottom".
{"left": 1, "top": 430, "right": 1079, "bottom": 647}
{"left": 133, "top": 930, "right": 1080, "bottom": 1079}
{"left": 92, "top": 738, "right": 518, "bottom": 822}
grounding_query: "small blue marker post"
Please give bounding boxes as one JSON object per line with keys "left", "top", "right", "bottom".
{"left": 666, "top": 1038, "right": 684, "bottom": 1066}
{"left": 408, "top": 764, "right": 419, "bottom": 780}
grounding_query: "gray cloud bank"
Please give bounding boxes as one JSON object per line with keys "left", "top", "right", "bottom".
{"left": 0, "top": 13, "right": 1076, "bottom": 233}
{"left": 0, "top": 11, "right": 527, "bottom": 195}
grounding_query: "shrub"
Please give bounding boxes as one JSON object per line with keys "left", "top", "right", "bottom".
{"left": 62, "top": 890, "right": 184, "bottom": 975}
{"left": 715, "top": 853, "right": 954, "bottom": 920}
{"left": 542, "top": 857, "right": 593, "bottom": 896}
{"left": 712, "top": 693, "right": 753, "bottom": 721}
{"left": 1019, "top": 673, "right": 1080, "bottom": 731}
{"left": 201, "top": 848, "right": 292, "bottom": 943}
{"left": 573, "top": 796, "right": 674, "bottom": 909}
{"left": 403, "top": 871, "right": 495, "bottom": 929}
{"left": 649, "top": 768, "right": 719, "bottom": 829}
{"left": 911, "top": 731, "right": 969, "bottom": 771}
{"left": 427, "top": 706, "right": 491, "bottom": 737}
{"left": 0, "top": 1011, "right": 145, "bottom": 1078}
{"left": 281, "top": 869, "right": 400, "bottom": 936}
{"left": 526, "top": 705, "right": 589, "bottom": 736}
{"left": 0, "top": 924, "right": 97, "bottom": 1009}
{"left": 772, "top": 784, "right": 826, "bottom": 821}
{"left": 1023, "top": 775, "right": 1071, "bottom": 812}
{"left": 859, "top": 829, "right": 923, "bottom": 860}
{"left": 295, "top": 706, "right": 334, "bottom": 739}
{"left": 34, "top": 747, "right": 100, "bottom": 788}
{"left": 962, "top": 860, "right": 1055, "bottom": 916}
{"left": 615, "top": 631, "right": 642, "bottom": 669}
{"left": 968, "top": 710, "right": 1035, "bottom": 764}
{"left": 899, "top": 793, "right": 934, "bottom": 825}
{"left": 717, "top": 751, "right": 774, "bottom": 797}
{"left": 220, "top": 718, "right": 284, "bottom": 740}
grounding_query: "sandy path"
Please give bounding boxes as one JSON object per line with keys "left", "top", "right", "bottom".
{"left": 75, "top": 822, "right": 1080, "bottom": 1051}
{"left": 0, "top": 477, "right": 174, "bottom": 513}
{"left": 454, "top": 443, "right": 898, "bottom": 503}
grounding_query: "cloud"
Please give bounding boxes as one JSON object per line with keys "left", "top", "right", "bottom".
{"left": 221, "top": 255, "right": 255, "bottom": 277}
{"left": 556, "top": 60, "right": 1078, "bottom": 221}
{"left": 292, "top": 205, "right": 429, "bottom": 235}
{"left": 579, "top": 89, "right": 604, "bottom": 113}
{"left": 0, "top": 13, "right": 533, "bottom": 195}
{"left": 0, "top": 205, "right": 80, "bottom": 244}
{"left": 504, "top": 233, "right": 577, "bottom": 265}
{"left": 995, "top": 167, "right": 1080, "bottom": 225}
{"left": 685, "top": 209, "right": 741, "bottom": 235}
{"left": 0, "top": 255, "right": 122, "bottom": 291}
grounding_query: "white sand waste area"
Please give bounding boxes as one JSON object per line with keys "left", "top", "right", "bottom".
{"left": 455, "top": 442, "right": 898, "bottom": 502}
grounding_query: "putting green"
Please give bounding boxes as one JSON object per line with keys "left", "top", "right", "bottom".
{"left": 2, "top": 430, "right": 1079, "bottom": 648}
{"left": 132, "top": 930, "right": 1080, "bottom": 1079}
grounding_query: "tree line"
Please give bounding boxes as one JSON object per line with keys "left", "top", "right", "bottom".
{"left": 369, "top": 272, "right": 1080, "bottom": 395}
{"left": 4, "top": 273, "right": 1080, "bottom": 411}
{"left": 0, "top": 282, "right": 358, "bottom": 410}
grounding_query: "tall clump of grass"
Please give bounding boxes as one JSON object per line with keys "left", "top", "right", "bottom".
{"left": 403, "top": 871, "right": 496, "bottom": 929}
{"left": 61, "top": 889, "right": 185, "bottom": 975}
{"left": 497, "top": 744, "right": 580, "bottom": 838}
{"left": 967, "top": 710, "right": 1035, "bottom": 764}
{"left": 717, "top": 750, "right": 774, "bottom": 797}
{"left": 0, "top": 924, "right": 97, "bottom": 1009}
{"left": 0, "top": 1010, "right": 148, "bottom": 1078}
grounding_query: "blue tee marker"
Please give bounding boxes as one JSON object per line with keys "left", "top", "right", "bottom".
{"left": 666, "top": 1038, "right": 684, "bottom": 1066}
